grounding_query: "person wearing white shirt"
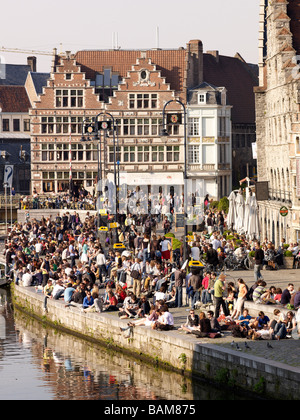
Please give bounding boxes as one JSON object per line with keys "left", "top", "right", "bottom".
{"left": 35, "top": 241, "right": 43, "bottom": 257}
{"left": 190, "top": 243, "right": 200, "bottom": 261}
{"left": 52, "top": 280, "right": 65, "bottom": 300}
{"left": 22, "top": 269, "right": 32, "bottom": 287}
{"left": 211, "top": 235, "right": 221, "bottom": 251}
{"left": 96, "top": 249, "right": 107, "bottom": 283}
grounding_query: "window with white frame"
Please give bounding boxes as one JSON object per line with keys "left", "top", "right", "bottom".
{"left": 188, "top": 118, "right": 200, "bottom": 136}
{"left": 198, "top": 93, "right": 206, "bottom": 104}
{"left": 129, "top": 93, "right": 158, "bottom": 109}
{"left": 55, "top": 89, "right": 84, "bottom": 108}
{"left": 118, "top": 118, "right": 163, "bottom": 136}
{"left": 188, "top": 145, "right": 200, "bottom": 164}
{"left": 166, "top": 145, "right": 180, "bottom": 162}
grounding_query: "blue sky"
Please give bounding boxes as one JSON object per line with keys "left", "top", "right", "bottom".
{"left": 0, "top": 0, "right": 261, "bottom": 72}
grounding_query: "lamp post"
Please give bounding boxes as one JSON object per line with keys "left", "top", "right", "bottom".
{"left": 81, "top": 113, "right": 118, "bottom": 243}
{"left": 161, "top": 99, "right": 188, "bottom": 265}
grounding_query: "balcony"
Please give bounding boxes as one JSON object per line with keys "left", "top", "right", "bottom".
{"left": 188, "top": 164, "right": 216, "bottom": 172}
{"left": 268, "top": 189, "right": 292, "bottom": 204}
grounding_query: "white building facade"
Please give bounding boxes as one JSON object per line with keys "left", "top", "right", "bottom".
{"left": 187, "top": 82, "right": 232, "bottom": 203}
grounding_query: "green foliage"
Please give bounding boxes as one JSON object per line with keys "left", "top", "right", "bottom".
{"left": 210, "top": 201, "right": 219, "bottom": 209}
{"left": 253, "top": 376, "right": 266, "bottom": 395}
{"left": 284, "top": 250, "right": 293, "bottom": 257}
{"left": 218, "top": 197, "right": 229, "bottom": 213}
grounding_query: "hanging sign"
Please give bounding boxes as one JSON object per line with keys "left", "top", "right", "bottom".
{"left": 4, "top": 165, "right": 13, "bottom": 187}
{"left": 280, "top": 206, "right": 289, "bottom": 217}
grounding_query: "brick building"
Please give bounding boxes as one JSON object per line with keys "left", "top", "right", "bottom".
{"left": 30, "top": 42, "right": 203, "bottom": 201}
{"left": 255, "top": 0, "right": 300, "bottom": 244}
{"left": 30, "top": 40, "right": 257, "bottom": 215}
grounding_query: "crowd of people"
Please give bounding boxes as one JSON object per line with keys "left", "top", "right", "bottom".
{"left": 3, "top": 201, "right": 300, "bottom": 342}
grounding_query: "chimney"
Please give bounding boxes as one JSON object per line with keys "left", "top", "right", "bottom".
{"left": 27, "top": 56, "right": 37, "bottom": 72}
{"left": 207, "top": 50, "right": 219, "bottom": 63}
{"left": 186, "top": 40, "right": 203, "bottom": 90}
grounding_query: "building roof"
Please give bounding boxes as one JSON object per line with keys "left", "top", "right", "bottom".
{"left": 0, "top": 86, "right": 31, "bottom": 113}
{"left": 0, "top": 64, "right": 31, "bottom": 86}
{"left": 203, "top": 54, "right": 258, "bottom": 124}
{"left": 75, "top": 49, "right": 187, "bottom": 92}
{"left": 29, "top": 72, "right": 50, "bottom": 94}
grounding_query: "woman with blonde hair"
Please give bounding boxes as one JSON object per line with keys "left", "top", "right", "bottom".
{"left": 232, "top": 278, "right": 248, "bottom": 320}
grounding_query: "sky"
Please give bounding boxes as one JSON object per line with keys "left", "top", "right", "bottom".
{"left": 0, "top": 0, "right": 261, "bottom": 73}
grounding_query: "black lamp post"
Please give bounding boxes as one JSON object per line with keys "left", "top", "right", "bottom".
{"left": 161, "top": 99, "right": 188, "bottom": 265}
{"left": 81, "top": 113, "right": 118, "bottom": 243}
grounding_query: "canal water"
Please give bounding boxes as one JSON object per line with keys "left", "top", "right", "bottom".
{"left": 0, "top": 289, "right": 249, "bottom": 401}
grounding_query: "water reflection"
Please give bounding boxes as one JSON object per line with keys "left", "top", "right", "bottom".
{"left": 0, "top": 295, "right": 249, "bottom": 400}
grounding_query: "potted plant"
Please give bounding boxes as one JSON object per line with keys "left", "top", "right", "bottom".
{"left": 283, "top": 250, "right": 294, "bottom": 269}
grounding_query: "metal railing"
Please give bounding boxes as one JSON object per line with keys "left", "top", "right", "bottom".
{"left": 0, "top": 195, "right": 22, "bottom": 209}
{"left": 268, "top": 189, "right": 292, "bottom": 204}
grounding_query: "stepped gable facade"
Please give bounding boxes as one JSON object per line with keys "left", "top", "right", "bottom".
{"left": 30, "top": 41, "right": 204, "bottom": 195}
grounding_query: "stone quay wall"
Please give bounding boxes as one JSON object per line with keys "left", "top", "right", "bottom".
{"left": 12, "top": 284, "right": 300, "bottom": 400}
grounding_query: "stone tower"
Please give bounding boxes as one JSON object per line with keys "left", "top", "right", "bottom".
{"left": 255, "top": 0, "right": 300, "bottom": 245}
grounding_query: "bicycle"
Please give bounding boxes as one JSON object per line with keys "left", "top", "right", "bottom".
{"left": 224, "top": 252, "right": 251, "bottom": 271}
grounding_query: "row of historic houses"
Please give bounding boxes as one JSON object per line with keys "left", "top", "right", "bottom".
{"left": 0, "top": 39, "right": 258, "bottom": 223}
{"left": 27, "top": 40, "right": 257, "bottom": 205}
{"left": 30, "top": 42, "right": 230, "bottom": 204}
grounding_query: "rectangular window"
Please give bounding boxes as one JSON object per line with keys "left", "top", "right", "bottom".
{"left": 128, "top": 93, "right": 158, "bottom": 109}
{"left": 23, "top": 119, "right": 30, "bottom": 132}
{"left": 198, "top": 94, "right": 206, "bottom": 104}
{"left": 55, "top": 89, "right": 84, "bottom": 108}
{"left": 13, "top": 119, "right": 20, "bottom": 132}
{"left": 188, "top": 118, "right": 200, "bottom": 136}
{"left": 2, "top": 119, "right": 9, "bottom": 132}
{"left": 188, "top": 145, "right": 200, "bottom": 164}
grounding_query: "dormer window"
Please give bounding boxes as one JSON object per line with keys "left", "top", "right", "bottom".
{"left": 198, "top": 93, "right": 206, "bottom": 104}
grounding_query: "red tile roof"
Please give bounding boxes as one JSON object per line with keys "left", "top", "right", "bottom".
{"left": 203, "top": 54, "right": 258, "bottom": 124}
{"left": 0, "top": 86, "right": 31, "bottom": 113}
{"left": 75, "top": 49, "right": 186, "bottom": 92}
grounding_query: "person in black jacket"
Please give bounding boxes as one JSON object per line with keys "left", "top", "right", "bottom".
{"left": 206, "top": 244, "right": 219, "bottom": 267}
{"left": 253, "top": 241, "right": 264, "bottom": 283}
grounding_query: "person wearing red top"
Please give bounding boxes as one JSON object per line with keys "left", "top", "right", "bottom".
{"left": 201, "top": 271, "right": 213, "bottom": 305}
{"left": 116, "top": 285, "right": 127, "bottom": 303}
{"left": 103, "top": 291, "right": 118, "bottom": 311}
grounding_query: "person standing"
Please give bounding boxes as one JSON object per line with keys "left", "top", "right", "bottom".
{"left": 68, "top": 240, "right": 76, "bottom": 268}
{"left": 96, "top": 248, "right": 107, "bottom": 283}
{"left": 253, "top": 241, "right": 264, "bottom": 283}
{"left": 131, "top": 257, "right": 142, "bottom": 298}
{"left": 214, "top": 273, "right": 229, "bottom": 318}
{"left": 188, "top": 271, "right": 202, "bottom": 309}
{"left": 174, "top": 265, "right": 185, "bottom": 307}
{"left": 231, "top": 278, "right": 248, "bottom": 320}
